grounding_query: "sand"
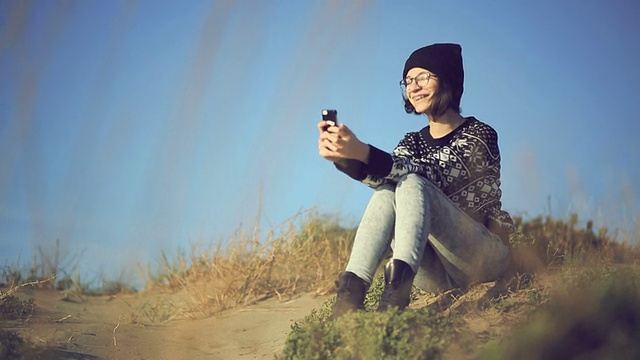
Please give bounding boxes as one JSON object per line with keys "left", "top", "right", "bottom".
{"left": 2, "top": 287, "right": 329, "bottom": 359}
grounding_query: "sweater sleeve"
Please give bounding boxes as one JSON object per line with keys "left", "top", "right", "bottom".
{"left": 358, "top": 134, "right": 442, "bottom": 189}
{"left": 333, "top": 159, "right": 367, "bottom": 181}
{"left": 333, "top": 141, "right": 411, "bottom": 188}
{"left": 333, "top": 145, "right": 394, "bottom": 187}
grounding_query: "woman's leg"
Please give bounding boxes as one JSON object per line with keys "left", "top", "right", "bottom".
{"left": 392, "top": 174, "right": 432, "bottom": 272}
{"left": 332, "top": 183, "right": 397, "bottom": 318}
{"left": 381, "top": 173, "right": 509, "bottom": 311}
{"left": 344, "top": 183, "right": 396, "bottom": 284}
{"left": 377, "top": 174, "right": 430, "bottom": 311}
{"left": 399, "top": 174, "right": 510, "bottom": 291}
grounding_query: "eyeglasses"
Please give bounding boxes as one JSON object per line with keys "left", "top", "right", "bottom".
{"left": 399, "top": 72, "right": 436, "bottom": 91}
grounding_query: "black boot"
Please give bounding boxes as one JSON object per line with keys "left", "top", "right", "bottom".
{"left": 377, "top": 259, "right": 416, "bottom": 312}
{"left": 330, "top": 271, "right": 368, "bottom": 320}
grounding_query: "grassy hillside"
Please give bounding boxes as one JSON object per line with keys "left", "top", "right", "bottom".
{"left": 278, "top": 213, "right": 640, "bottom": 359}
{"left": 2, "top": 210, "right": 639, "bottom": 358}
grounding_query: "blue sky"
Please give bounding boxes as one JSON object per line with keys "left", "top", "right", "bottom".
{"left": 1, "top": 0, "right": 639, "bottom": 282}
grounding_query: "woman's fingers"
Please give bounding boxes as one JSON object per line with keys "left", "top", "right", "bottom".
{"left": 317, "top": 121, "right": 352, "bottom": 162}
{"left": 337, "top": 123, "right": 351, "bottom": 137}
{"left": 317, "top": 120, "right": 340, "bottom": 134}
{"left": 319, "top": 129, "right": 339, "bottom": 144}
{"left": 317, "top": 120, "right": 327, "bottom": 133}
{"left": 320, "top": 137, "right": 337, "bottom": 153}
{"left": 319, "top": 142, "right": 341, "bottom": 162}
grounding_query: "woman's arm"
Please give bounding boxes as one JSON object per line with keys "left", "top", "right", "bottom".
{"left": 337, "top": 133, "right": 437, "bottom": 189}
{"left": 319, "top": 122, "right": 437, "bottom": 189}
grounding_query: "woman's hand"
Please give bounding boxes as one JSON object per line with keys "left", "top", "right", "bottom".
{"left": 317, "top": 121, "right": 370, "bottom": 164}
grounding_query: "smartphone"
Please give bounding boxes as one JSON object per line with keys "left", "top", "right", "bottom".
{"left": 322, "top": 109, "right": 338, "bottom": 131}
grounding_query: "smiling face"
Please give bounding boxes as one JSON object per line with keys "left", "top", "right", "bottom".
{"left": 404, "top": 67, "right": 439, "bottom": 115}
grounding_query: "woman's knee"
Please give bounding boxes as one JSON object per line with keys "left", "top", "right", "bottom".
{"left": 399, "top": 173, "right": 425, "bottom": 184}
{"left": 365, "top": 184, "right": 396, "bottom": 211}
{"left": 397, "top": 173, "right": 428, "bottom": 193}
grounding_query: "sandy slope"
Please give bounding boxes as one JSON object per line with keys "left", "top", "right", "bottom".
{"left": 3, "top": 288, "right": 329, "bottom": 359}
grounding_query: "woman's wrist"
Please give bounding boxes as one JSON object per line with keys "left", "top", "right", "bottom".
{"left": 334, "top": 158, "right": 348, "bottom": 168}
{"left": 357, "top": 143, "right": 370, "bottom": 164}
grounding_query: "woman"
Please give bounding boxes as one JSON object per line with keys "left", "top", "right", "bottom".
{"left": 317, "top": 43, "right": 514, "bottom": 317}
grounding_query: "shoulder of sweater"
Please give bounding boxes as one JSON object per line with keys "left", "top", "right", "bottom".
{"left": 398, "top": 128, "right": 426, "bottom": 144}
{"left": 404, "top": 127, "right": 428, "bottom": 138}
{"left": 465, "top": 117, "right": 496, "bottom": 132}
{"left": 462, "top": 117, "right": 499, "bottom": 139}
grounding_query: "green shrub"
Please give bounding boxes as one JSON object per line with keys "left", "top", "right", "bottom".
{"left": 480, "top": 267, "right": 640, "bottom": 360}
{"left": 281, "top": 306, "right": 458, "bottom": 360}
{"left": 0, "top": 295, "right": 35, "bottom": 321}
{"left": 0, "top": 330, "right": 27, "bottom": 360}
{"left": 281, "top": 274, "right": 458, "bottom": 360}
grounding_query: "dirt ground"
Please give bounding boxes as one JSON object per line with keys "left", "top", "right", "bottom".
{"left": 2, "top": 288, "right": 330, "bottom": 359}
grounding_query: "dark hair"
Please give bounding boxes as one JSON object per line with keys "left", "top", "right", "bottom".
{"left": 403, "top": 77, "right": 461, "bottom": 117}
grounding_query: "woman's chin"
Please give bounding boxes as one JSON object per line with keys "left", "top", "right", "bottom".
{"left": 411, "top": 102, "right": 431, "bottom": 115}
{"left": 414, "top": 106, "right": 429, "bottom": 115}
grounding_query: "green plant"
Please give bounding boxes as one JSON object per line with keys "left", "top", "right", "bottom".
{"left": 363, "top": 274, "right": 385, "bottom": 311}
{"left": 281, "top": 307, "right": 459, "bottom": 360}
{"left": 0, "top": 295, "right": 35, "bottom": 321}
{"left": 283, "top": 271, "right": 459, "bottom": 359}
{"left": 0, "top": 278, "right": 52, "bottom": 321}
{"left": 0, "top": 330, "right": 28, "bottom": 360}
{"left": 480, "top": 267, "right": 640, "bottom": 359}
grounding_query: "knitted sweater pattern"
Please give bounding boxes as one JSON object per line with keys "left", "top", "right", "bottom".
{"left": 338, "top": 117, "right": 514, "bottom": 234}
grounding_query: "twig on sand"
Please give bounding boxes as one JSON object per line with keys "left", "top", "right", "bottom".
{"left": 55, "top": 314, "right": 72, "bottom": 322}
{"left": 0, "top": 275, "right": 57, "bottom": 301}
{"left": 113, "top": 314, "right": 126, "bottom": 346}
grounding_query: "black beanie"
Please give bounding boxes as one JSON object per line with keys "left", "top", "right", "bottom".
{"left": 402, "top": 43, "right": 464, "bottom": 103}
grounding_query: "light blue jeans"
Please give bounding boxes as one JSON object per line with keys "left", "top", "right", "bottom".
{"left": 345, "top": 173, "right": 509, "bottom": 292}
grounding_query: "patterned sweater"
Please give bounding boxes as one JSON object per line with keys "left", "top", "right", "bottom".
{"left": 336, "top": 117, "right": 514, "bottom": 239}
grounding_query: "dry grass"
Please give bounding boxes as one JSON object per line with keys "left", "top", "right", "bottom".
{"left": 1, "top": 239, "right": 80, "bottom": 291}
{"left": 142, "top": 209, "right": 355, "bottom": 319}
{"left": 0, "top": 277, "right": 55, "bottom": 304}
{"left": 135, "top": 209, "right": 640, "bottom": 323}
{"left": 2, "top": 208, "right": 639, "bottom": 358}
{"left": 504, "top": 213, "right": 639, "bottom": 275}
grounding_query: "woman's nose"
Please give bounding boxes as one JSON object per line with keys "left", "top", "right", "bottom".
{"left": 407, "top": 81, "right": 421, "bottom": 92}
